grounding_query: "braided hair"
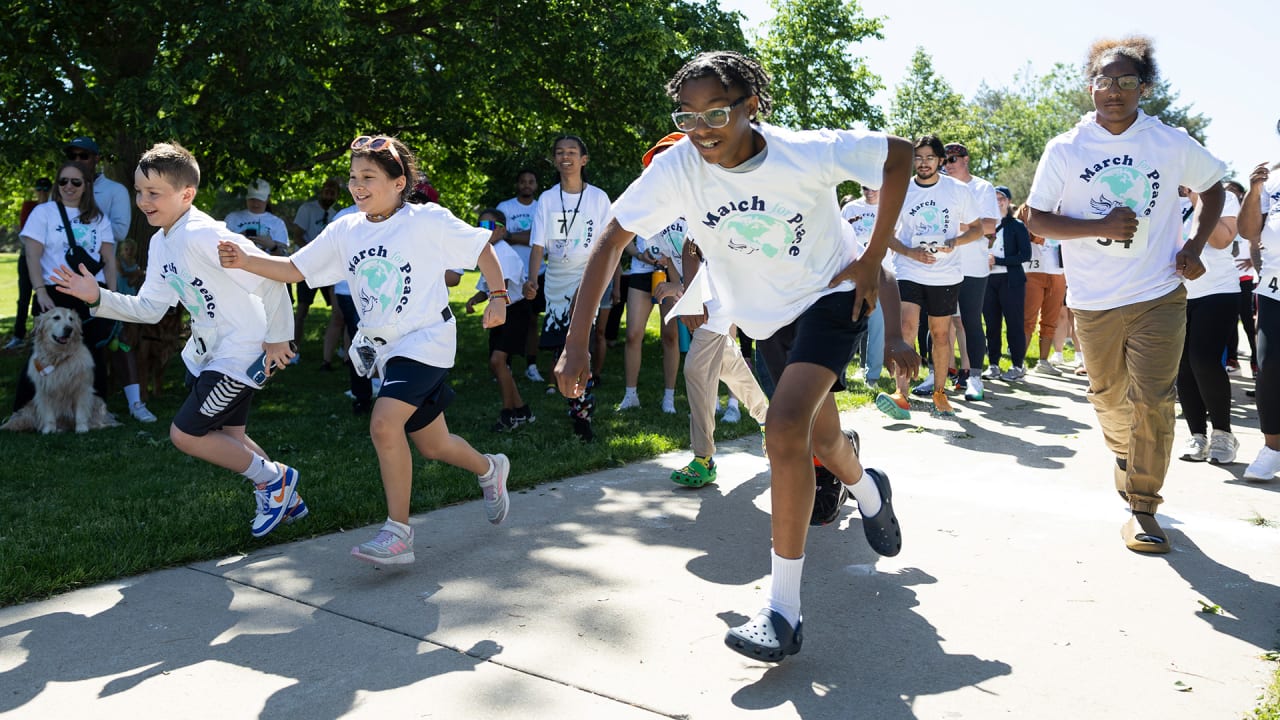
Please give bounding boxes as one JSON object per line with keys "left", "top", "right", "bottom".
{"left": 665, "top": 51, "right": 773, "bottom": 121}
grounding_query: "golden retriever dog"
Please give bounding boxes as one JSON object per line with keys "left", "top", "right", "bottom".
{"left": 2, "top": 308, "right": 119, "bottom": 434}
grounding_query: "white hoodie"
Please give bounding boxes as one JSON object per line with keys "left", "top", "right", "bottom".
{"left": 1027, "top": 110, "right": 1225, "bottom": 311}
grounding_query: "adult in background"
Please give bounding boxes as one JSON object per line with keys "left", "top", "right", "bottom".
{"left": 64, "top": 137, "right": 130, "bottom": 243}
{"left": 1237, "top": 162, "right": 1280, "bottom": 481}
{"left": 1016, "top": 202, "right": 1068, "bottom": 377}
{"left": 291, "top": 178, "right": 343, "bottom": 363}
{"left": 981, "top": 187, "right": 1031, "bottom": 379}
{"left": 842, "top": 187, "right": 888, "bottom": 386}
{"left": 497, "top": 169, "right": 545, "bottom": 382}
{"left": 5, "top": 178, "right": 52, "bottom": 350}
{"left": 942, "top": 143, "right": 1000, "bottom": 401}
{"left": 1026, "top": 36, "right": 1226, "bottom": 553}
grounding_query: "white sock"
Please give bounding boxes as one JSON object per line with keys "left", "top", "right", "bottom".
{"left": 479, "top": 455, "right": 496, "bottom": 482}
{"left": 726, "top": 397, "right": 740, "bottom": 411}
{"left": 242, "top": 453, "right": 280, "bottom": 487}
{"left": 624, "top": 386, "right": 638, "bottom": 399}
{"left": 663, "top": 388, "right": 675, "bottom": 403}
{"left": 767, "top": 550, "right": 804, "bottom": 627}
{"left": 844, "top": 470, "right": 883, "bottom": 518}
{"left": 384, "top": 517, "right": 412, "bottom": 537}
{"left": 124, "top": 384, "right": 141, "bottom": 406}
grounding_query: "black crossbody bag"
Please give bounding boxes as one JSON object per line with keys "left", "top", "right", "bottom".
{"left": 57, "top": 201, "right": 105, "bottom": 276}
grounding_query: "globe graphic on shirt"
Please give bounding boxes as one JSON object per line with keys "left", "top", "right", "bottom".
{"left": 355, "top": 258, "right": 404, "bottom": 317}
{"left": 1094, "top": 166, "right": 1152, "bottom": 212}
{"left": 721, "top": 214, "right": 789, "bottom": 258}
{"left": 914, "top": 206, "right": 944, "bottom": 234}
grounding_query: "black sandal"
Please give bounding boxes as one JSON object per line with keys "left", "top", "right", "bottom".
{"left": 725, "top": 609, "right": 803, "bottom": 662}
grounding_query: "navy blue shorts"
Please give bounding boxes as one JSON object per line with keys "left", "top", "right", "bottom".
{"left": 174, "top": 371, "right": 255, "bottom": 436}
{"left": 378, "top": 358, "right": 456, "bottom": 433}
{"left": 758, "top": 289, "right": 865, "bottom": 392}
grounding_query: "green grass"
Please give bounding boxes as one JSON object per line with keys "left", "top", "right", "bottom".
{"left": 0, "top": 253, "right": 770, "bottom": 605}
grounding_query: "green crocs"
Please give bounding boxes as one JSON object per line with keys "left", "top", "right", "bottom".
{"left": 671, "top": 456, "right": 717, "bottom": 487}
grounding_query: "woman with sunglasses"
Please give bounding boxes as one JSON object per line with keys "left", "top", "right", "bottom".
{"left": 1026, "top": 36, "right": 1227, "bottom": 554}
{"left": 554, "top": 51, "right": 916, "bottom": 661}
{"left": 219, "top": 134, "right": 514, "bottom": 567}
{"left": 17, "top": 161, "right": 118, "bottom": 399}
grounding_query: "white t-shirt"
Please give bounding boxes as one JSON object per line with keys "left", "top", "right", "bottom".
{"left": 474, "top": 239, "right": 528, "bottom": 302}
{"left": 530, "top": 183, "right": 611, "bottom": 267}
{"left": 988, "top": 228, "right": 1008, "bottom": 275}
{"left": 1254, "top": 179, "right": 1280, "bottom": 303}
{"left": 957, "top": 175, "right": 1001, "bottom": 277}
{"left": 611, "top": 122, "right": 887, "bottom": 340}
{"left": 1027, "top": 110, "right": 1227, "bottom": 311}
{"left": 224, "top": 209, "right": 291, "bottom": 255}
{"left": 20, "top": 201, "right": 115, "bottom": 284}
{"left": 91, "top": 207, "right": 291, "bottom": 387}
{"left": 842, "top": 198, "right": 894, "bottom": 274}
{"left": 1025, "top": 239, "right": 1065, "bottom": 275}
{"left": 630, "top": 218, "right": 688, "bottom": 275}
{"left": 496, "top": 196, "right": 539, "bottom": 275}
{"left": 291, "top": 202, "right": 489, "bottom": 371}
{"left": 293, "top": 199, "right": 342, "bottom": 246}
{"left": 329, "top": 205, "right": 360, "bottom": 296}
{"left": 892, "top": 176, "right": 980, "bottom": 287}
{"left": 1183, "top": 192, "right": 1241, "bottom": 300}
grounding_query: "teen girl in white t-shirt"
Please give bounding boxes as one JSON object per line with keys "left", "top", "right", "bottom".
{"left": 219, "top": 135, "right": 514, "bottom": 567}
{"left": 1238, "top": 167, "right": 1280, "bottom": 481}
{"left": 552, "top": 51, "right": 917, "bottom": 662}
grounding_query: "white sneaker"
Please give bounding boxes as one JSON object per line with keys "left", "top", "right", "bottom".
{"left": 1244, "top": 446, "right": 1280, "bottom": 481}
{"left": 479, "top": 453, "right": 511, "bottom": 525}
{"left": 1048, "top": 351, "right": 1065, "bottom": 366}
{"left": 2, "top": 336, "right": 22, "bottom": 351}
{"left": 1180, "top": 433, "right": 1208, "bottom": 462}
{"left": 911, "top": 373, "right": 935, "bottom": 396}
{"left": 1000, "top": 366, "right": 1026, "bottom": 382}
{"left": 1035, "top": 359, "right": 1062, "bottom": 375}
{"left": 981, "top": 365, "right": 1001, "bottom": 380}
{"left": 721, "top": 404, "right": 742, "bottom": 423}
{"left": 525, "top": 365, "right": 545, "bottom": 383}
{"left": 661, "top": 397, "right": 677, "bottom": 414}
{"left": 130, "top": 402, "right": 157, "bottom": 423}
{"left": 351, "top": 520, "right": 415, "bottom": 565}
{"left": 963, "top": 376, "right": 984, "bottom": 401}
{"left": 616, "top": 394, "right": 641, "bottom": 411}
{"left": 1207, "top": 430, "right": 1239, "bottom": 465}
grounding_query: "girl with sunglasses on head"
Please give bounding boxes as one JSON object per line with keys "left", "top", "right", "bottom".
{"left": 1026, "top": 36, "right": 1227, "bottom": 554}
{"left": 554, "top": 51, "right": 917, "bottom": 662}
{"left": 219, "top": 134, "right": 515, "bottom": 566}
{"left": 16, "top": 161, "right": 118, "bottom": 404}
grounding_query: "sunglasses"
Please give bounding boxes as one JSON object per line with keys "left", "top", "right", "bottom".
{"left": 671, "top": 96, "right": 749, "bottom": 132}
{"left": 57, "top": 177, "right": 84, "bottom": 187}
{"left": 350, "top": 136, "right": 406, "bottom": 177}
{"left": 945, "top": 155, "right": 966, "bottom": 164}
{"left": 65, "top": 150, "right": 94, "bottom": 161}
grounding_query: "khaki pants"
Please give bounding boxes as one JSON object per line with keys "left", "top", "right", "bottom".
{"left": 685, "top": 327, "right": 769, "bottom": 457}
{"left": 1073, "top": 286, "right": 1186, "bottom": 514}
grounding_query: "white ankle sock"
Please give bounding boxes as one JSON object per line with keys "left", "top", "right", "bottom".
{"left": 124, "top": 384, "right": 141, "bottom": 406}
{"left": 242, "top": 454, "right": 280, "bottom": 487}
{"left": 767, "top": 550, "right": 804, "bottom": 627}
{"left": 624, "top": 386, "right": 638, "bottom": 399}
{"left": 385, "top": 517, "right": 411, "bottom": 537}
{"left": 663, "top": 388, "right": 675, "bottom": 403}
{"left": 726, "top": 397, "right": 740, "bottom": 411}
{"left": 844, "top": 470, "right": 883, "bottom": 518}
{"left": 479, "top": 455, "right": 496, "bottom": 482}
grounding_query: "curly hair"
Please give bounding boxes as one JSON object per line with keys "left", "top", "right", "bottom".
{"left": 665, "top": 51, "right": 773, "bottom": 120}
{"left": 1085, "top": 35, "right": 1159, "bottom": 84}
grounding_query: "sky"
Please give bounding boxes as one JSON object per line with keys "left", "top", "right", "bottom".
{"left": 717, "top": 0, "right": 1280, "bottom": 181}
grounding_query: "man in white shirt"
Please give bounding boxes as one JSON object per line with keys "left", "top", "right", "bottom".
{"left": 942, "top": 143, "right": 1000, "bottom": 400}
{"left": 64, "top": 136, "right": 131, "bottom": 243}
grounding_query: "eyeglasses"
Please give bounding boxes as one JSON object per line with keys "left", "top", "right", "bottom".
{"left": 57, "top": 177, "right": 84, "bottom": 187}
{"left": 350, "top": 135, "right": 406, "bottom": 177}
{"left": 1091, "top": 74, "right": 1142, "bottom": 91}
{"left": 671, "top": 96, "right": 749, "bottom": 132}
{"left": 65, "top": 150, "right": 94, "bottom": 161}
{"left": 945, "top": 155, "right": 965, "bottom": 164}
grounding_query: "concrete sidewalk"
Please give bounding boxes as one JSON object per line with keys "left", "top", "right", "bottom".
{"left": 1, "top": 369, "right": 1278, "bottom": 719}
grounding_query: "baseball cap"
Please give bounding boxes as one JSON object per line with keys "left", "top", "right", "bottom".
{"left": 65, "top": 137, "right": 100, "bottom": 154}
{"left": 642, "top": 132, "right": 686, "bottom": 168}
{"left": 943, "top": 142, "right": 968, "bottom": 157}
{"left": 246, "top": 179, "right": 271, "bottom": 202}
{"left": 995, "top": 186, "right": 1012, "bottom": 200}
{"left": 34, "top": 178, "right": 52, "bottom": 191}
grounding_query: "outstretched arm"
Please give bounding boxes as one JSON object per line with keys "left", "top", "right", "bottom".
{"left": 218, "top": 240, "right": 305, "bottom": 283}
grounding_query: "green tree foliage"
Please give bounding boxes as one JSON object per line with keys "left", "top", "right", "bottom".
{"left": 887, "top": 47, "right": 970, "bottom": 145}
{"left": 0, "top": 0, "right": 747, "bottom": 236}
{"left": 754, "top": 0, "right": 885, "bottom": 130}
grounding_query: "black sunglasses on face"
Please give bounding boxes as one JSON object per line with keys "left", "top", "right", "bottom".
{"left": 945, "top": 155, "right": 965, "bottom": 164}
{"left": 57, "top": 177, "right": 84, "bottom": 187}
{"left": 66, "top": 150, "right": 94, "bottom": 161}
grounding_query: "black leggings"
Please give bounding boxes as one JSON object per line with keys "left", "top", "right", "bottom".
{"left": 1230, "top": 279, "right": 1258, "bottom": 363}
{"left": 983, "top": 273, "right": 1027, "bottom": 367}
{"left": 1176, "top": 293, "right": 1237, "bottom": 435}
{"left": 958, "top": 275, "right": 986, "bottom": 369}
{"left": 1258, "top": 295, "right": 1279, "bottom": 436}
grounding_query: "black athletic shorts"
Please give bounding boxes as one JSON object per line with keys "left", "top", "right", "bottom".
{"left": 378, "top": 357, "right": 456, "bottom": 433}
{"left": 758, "top": 289, "right": 865, "bottom": 392}
{"left": 898, "top": 279, "right": 960, "bottom": 317}
{"left": 489, "top": 300, "right": 533, "bottom": 357}
{"left": 174, "top": 371, "right": 255, "bottom": 436}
